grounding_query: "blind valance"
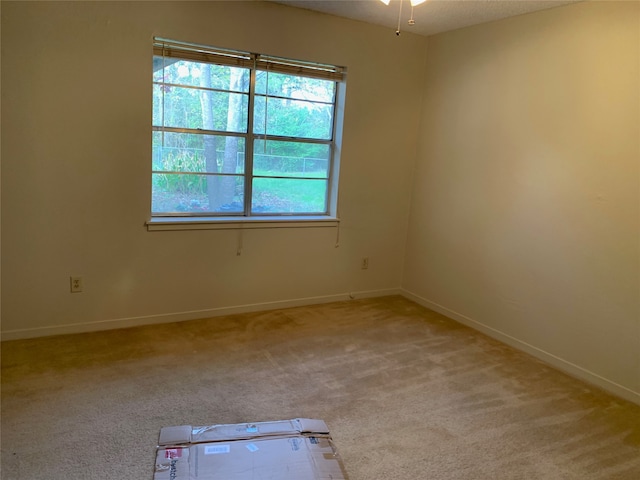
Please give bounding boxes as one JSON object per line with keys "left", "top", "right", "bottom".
{"left": 153, "top": 38, "right": 345, "bottom": 82}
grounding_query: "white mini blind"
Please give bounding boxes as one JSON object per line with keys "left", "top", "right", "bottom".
{"left": 153, "top": 38, "right": 345, "bottom": 82}
{"left": 153, "top": 38, "right": 253, "bottom": 69}
{"left": 255, "top": 55, "right": 345, "bottom": 82}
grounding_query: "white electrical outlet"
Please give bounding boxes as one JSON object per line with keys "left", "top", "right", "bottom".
{"left": 70, "top": 276, "right": 83, "bottom": 293}
{"left": 361, "top": 257, "right": 369, "bottom": 270}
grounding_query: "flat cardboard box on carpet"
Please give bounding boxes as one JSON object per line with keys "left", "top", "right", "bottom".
{"left": 154, "top": 418, "right": 348, "bottom": 479}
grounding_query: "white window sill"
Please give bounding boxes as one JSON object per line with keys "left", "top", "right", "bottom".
{"left": 146, "top": 215, "right": 340, "bottom": 231}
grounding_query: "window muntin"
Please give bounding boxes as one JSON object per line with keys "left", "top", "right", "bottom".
{"left": 152, "top": 39, "right": 344, "bottom": 218}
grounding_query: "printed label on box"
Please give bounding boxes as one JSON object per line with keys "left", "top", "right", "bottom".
{"left": 164, "top": 448, "right": 184, "bottom": 459}
{"left": 204, "top": 444, "right": 231, "bottom": 455}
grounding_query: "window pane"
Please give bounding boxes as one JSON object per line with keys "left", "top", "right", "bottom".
{"left": 152, "top": 41, "right": 342, "bottom": 219}
{"left": 253, "top": 96, "right": 333, "bottom": 140}
{"left": 152, "top": 173, "right": 244, "bottom": 214}
{"left": 255, "top": 71, "right": 335, "bottom": 103}
{"left": 153, "top": 84, "right": 248, "bottom": 133}
{"left": 153, "top": 57, "right": 250, "bottom": 92}
{"left": 153, "top": 132, "right": 245, "bottom": 174}
{"left": 153, "top": 84, "right": 164, "bottom": 127}
{"left": 252, "top": 178, "right": 327, "bottom": 214}
{"left": 253, "top": 140, "right": 329, "bottom": 178}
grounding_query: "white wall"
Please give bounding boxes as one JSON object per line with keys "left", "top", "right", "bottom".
{"left": 1, "top": 1, "right": 426, "bottom": 338}
{"left": 403, "top": 1, "right": 640, "bottom": 402}
{"left": 3, "top": 0, "right": 638, "bottom": 406}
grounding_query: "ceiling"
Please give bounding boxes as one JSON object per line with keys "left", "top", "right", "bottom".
{"left": 271, "top": 0, "right": 582, "bottom": 37}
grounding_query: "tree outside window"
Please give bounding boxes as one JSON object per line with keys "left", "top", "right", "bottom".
{"left": 152, "top": 39, "right": 344, "bottom": 218}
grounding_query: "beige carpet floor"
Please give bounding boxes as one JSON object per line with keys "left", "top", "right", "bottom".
{"left": 2, "top": 296, "right": 639, "bottom": 479}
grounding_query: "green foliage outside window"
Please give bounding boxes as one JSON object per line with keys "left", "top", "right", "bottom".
{"left": 152, "top": 48, "right": 339, "bottom": 216}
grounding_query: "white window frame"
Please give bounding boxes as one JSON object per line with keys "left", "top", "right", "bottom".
{"left": 147, "top": 38, "right": 346, "bottom": 231}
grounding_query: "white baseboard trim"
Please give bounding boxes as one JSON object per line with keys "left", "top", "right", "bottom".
{"left": 0, "top": 288, "right": 401, "bottom": 341}
{"left": 401, "top": 289, "right": 640, "bottom": 406}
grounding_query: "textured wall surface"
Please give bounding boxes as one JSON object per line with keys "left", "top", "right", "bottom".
{"left": 404, "top": 1, "right": 640, "bottom": 400}
{"left": 1, "top": 1, "right": 426, "bottom": 338}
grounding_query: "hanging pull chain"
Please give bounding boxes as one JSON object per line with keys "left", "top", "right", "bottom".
{"left": 396, "top": 0, "right": 404, "bottom": 35}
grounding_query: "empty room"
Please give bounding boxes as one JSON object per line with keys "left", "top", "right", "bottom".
{"left": 1, "top": 1, "right": 639, "bottom": 479}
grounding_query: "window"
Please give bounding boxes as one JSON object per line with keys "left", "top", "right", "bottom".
{"left": 151, "top": 38, "right": 345, "bottom": 223}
